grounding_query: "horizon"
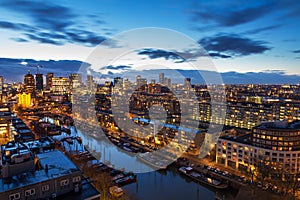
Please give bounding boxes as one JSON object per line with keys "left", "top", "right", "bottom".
{"left": 0, "top": 0, "right": 300, "bottom": 80}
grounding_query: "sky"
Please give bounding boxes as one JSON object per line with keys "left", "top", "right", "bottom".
{"left": 0, "top": 0, "right": 300, "bottom": 82}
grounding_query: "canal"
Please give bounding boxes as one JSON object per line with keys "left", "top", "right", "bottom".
{"left": 56, "top": 126, "right": 236, "bottom": 200}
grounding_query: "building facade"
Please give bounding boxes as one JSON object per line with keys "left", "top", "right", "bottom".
{"left": 0, "top": 140, "right": 81, "bottom": 200}
{"left": 216, "top": 121, "right": 300, "bottom": 174}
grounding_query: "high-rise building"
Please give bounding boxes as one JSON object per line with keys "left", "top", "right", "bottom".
{"left": 86, "top": 75, "right": 95, "bottom": 91}
{"left": 159, "top": 73, "right": 164, "bottom": 84}
{"left": 69, "top": 73, "right": 82, "bottom": 89}
{"left": 114, "top": 77, "right": 123, "bottom": 87}
{"left": 0, "top": 76, "right": 3, "bottom": 102}
{"left": 165, "top": 78, "right": 171, "bottom": 87}
{"left": 24, "top": 70, "right": 35, "bottom": 94}
{"left": 35, "top": 74, "right": 43, "bottom": 91}
{"left": 184, "top": 78, "right": 191, "bottom": 87}
{"left": 46, "top": 72, "right": 54, "bottom": 90}
{"left": 18, "top": 92, "right": 31, "bottom": 108}
{"left": 51, "top": 77, "right": 71, "bottom": 95}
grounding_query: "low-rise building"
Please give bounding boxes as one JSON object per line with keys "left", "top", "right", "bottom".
{"left": 0, "top": 140, "right": 81, "bottom": 199}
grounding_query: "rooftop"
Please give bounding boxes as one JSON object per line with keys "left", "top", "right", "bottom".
{"left": 256, "top": 120, "right": 300, "bottom": 130}
{"left": 0, "top": 150, "right": 80, "bottom": 193}
{"left": 219, "top": 134, "right": 253, "bottom": 145}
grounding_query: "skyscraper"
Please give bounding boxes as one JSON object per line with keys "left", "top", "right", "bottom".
{"left": 159, "top": 73, "right": 164, "bottom": 84}
{"left": 86, "top": 75, "right": 94, "bottom": 91}
{"left": 0, "top": 76, "right": 3, "bottom": 102}
{"left": 46, "top": 73, "right": 54, "bottom": 90}
{"left": 114, "top": 77, "right": 123, "bottom": 87}
{"left": 69, "top": 73, "right": 82, "bottom": 89}
{"left": 0, "top": 76, "right": 3, "bottom": 95}
{"left": 51, "top": 77, "right": 70, "bottom": 95}
{"left": 24, "top": 70, "right": 35, "bottom": 94}
{"left": 35, "top": 74, "right": 43, "bottom": 91}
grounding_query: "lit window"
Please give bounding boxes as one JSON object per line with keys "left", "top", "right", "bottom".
{"left": 9, "top": 193, "right": 20, "bottom": 200}
{"left": 60, "top": 179, "right": 70, "bottom": 186}
{"left": 42, "top": 185, "right": 49, "bottom": 192}
{"left": 25, "top": 189, "right": 35, "bottom": 196}
{"left": 73, "top": 176, "right": 81, "bottom": 183}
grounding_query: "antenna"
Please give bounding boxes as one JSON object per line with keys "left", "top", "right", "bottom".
{"left": 27, "top": 64, "right": 44, "bottom": 74}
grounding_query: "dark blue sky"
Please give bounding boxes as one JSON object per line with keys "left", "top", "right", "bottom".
{"left": 0, "top": 0, "right": 300, "bottom": 79}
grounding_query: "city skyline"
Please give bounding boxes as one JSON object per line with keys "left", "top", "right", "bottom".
{"left": 0, "top": 0, "right": 300, "bottom": 81}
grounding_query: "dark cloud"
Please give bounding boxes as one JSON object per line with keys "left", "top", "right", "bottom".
{"left": 208, "top": 52, "right": 232, "bottom": 59}
{"left": 25, "top": 33, "right": 64, "bottom": 45}
{"left": 0, "top": 0, "right": 108, "bottom": 46}
{"left": 191, "top": 1, "right": 274, "bottom": 27}
{"left": 1, "top": 0, "right": 75, "bottom": 31}
{"left": 138, "top": 49, "right": 184, "bottom": 61}
{"left": 11, "top": 38, "right": 28, "bottom": 43}
{"left": 0, "top": 21, "right": 34, "bottom": 32}
{"left": 243, "top": 24, "right": 282, "bottom": 35}
{"left": 137, "top": 48, "right": 208, "bottom": 62}
{"left": 102, "top": 65, "right": 132, "bottom": 70}
{"left": 191, "top": 1, "right": 300, "bottom": 31}
{"left": 0, "top": 57, "right": 90, "bottom": 82}
{"left": 199, "top": 33, "right": 271, "bottom": 58}
{"left": 292, "top": 50, "right": 300, "bottom": 53}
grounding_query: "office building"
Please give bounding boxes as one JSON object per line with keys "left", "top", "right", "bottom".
{"left": 35, "top": 74, "right": 43, "bottom": 91}
{"left": 46, "top": 73, "right": 54, "bottom": 90}
{"left": 69, "top": 73, "right": 82, "bottom": 89}
{"left": 17, "top": 92, "right": 31, "bottom": 108}
{"left": 24, "top": 71, "right": 35, "bottom": 94}
{"left": 0, "top": 76, "right": 3, "bottom": 102}
{"left": 51, "top": 77, "right": 71, "bottom": 95}
{"left": 159, "top": 73, "right": 164, "bottom": 84}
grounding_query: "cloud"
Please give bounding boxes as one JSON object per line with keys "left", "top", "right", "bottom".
{"left": 191, "top": 1, "right": 274, "bottom": 27}
{"left": 137, "top": 48, "right": 208, "bottom": 62}
{"left": 243, "top": 24, "right": 282, "bottom": 35}
{"left": 1, "top": 0, "right": 75, "bottom": 31}
{"left": 11, "top": 38, "right": 29, "bottom": 42}
{"left": 199, "top": 33, "right": 271, "bottom": 58}
{"left": 292, "top": 50, "right": 300, "bottom": 53}
{"left": 261, "top": 69, "right": 286, "bottom": 74}
{"left": 102, "top": 65, "right": 132, "bottom": 70}
{"left": 0, "top": 57, "right": 90, "bottom": 82}
{"left": 0, "top": 0, "right": 108, "bottom": 46}
{"left": 138, "top": 49, "right": 185, "bottom": 61}
{"left": 190, "top": 0, "right": 300, "bottom": 32}
{"left": 208, "top": 52, "right": 232, "bottom": 58}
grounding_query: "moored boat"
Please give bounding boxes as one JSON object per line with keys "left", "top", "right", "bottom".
{"left": 178, "top": 166, "right": 228, "bottom": 189}
{"left": 109, "top": 186, "right": 124, "bottom": 197}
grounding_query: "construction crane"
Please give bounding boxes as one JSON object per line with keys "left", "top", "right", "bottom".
{"left": 27, "top": 64, "right": 44, "bottom": 74}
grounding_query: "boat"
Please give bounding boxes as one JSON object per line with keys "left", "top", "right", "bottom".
{"left": 109, "top": 186, "right": 124, "bottom": 197}
{"left": 114, "top": 175, "right": 136, "bottom": 186}
{"left": 122, "top": 146, "right": 133, "bottom": 152}
{"left": 178, "top": 166, "right": 228, "bottom": 189}
{"left": 137, "top": 153, "right": 169, "bottom": 170}
{"left": 111, "top": 173, "right": 125, "bottom": 181}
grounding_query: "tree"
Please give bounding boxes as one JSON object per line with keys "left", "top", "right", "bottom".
{"left": 255, "top": 156, "right": 271, "bottom": 187}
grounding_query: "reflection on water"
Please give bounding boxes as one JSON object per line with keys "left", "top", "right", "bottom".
{"left": 69, "top": 126, "right": 153, "bottom": 172}
{"left": 60, "top": 126, "right": 236, "bottom": 200}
